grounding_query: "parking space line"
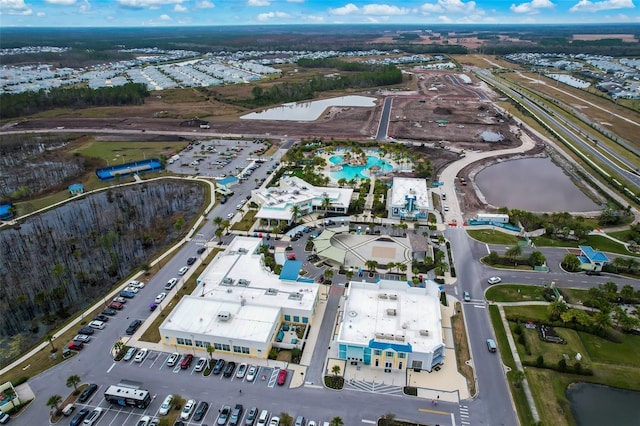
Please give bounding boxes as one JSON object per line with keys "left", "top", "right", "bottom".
{"left": 107, "top": 362, "right": 116, "bottom": 373}
{"left": 148, "top": 352, "right": 159, "bottom": 368}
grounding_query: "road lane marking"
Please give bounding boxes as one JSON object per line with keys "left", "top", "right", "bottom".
{"left": 418, "top": 408, "right": 449, "bottom": 415}
{"left": 473, "top": 304, "right": 486, "bottom": 309}
{"left": 362, "top": 420, "right": 376, "bottom": 424}
{"left": 107, "top": 362, "right": 116, "bottom": 373}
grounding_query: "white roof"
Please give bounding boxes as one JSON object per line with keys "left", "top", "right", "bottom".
{"left": 390, "top": 177, "right": 429, "bottom": 210}
{"left": 338, "top": 279, "right": 443, "bottom": 354}
{"left": 196, "top": 236, "right": 319, "bottom": 312}
{"left": 160, "top": 297, "right": 280, "bottom": 343}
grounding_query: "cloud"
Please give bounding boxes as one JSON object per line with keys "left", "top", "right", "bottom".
{"left": 174, "top": 3, "right": 186, "bottom": 11}
{"left": 248, "top": 0, "right": 270, "bottom": 6}
{"left": 0, "top": 0, "right": 33, "bottom": 15}
{"left": 257, "top": 10, "right": 290, "bottom": 21}
{"left": 287, "top": 0, "right": 304, "bottom": 2}
{"left": 329, "top": 3, "right": 359, "bottom": 15}
{"left": 302, "top": 13, "right": 324, "bottom": 22}
{"left": 421, "top": 0, "right": 477, "bottom": 13}
{"left": 116, "top": 0, "right": 186, "bottom": 9}
{"left": 159, "top": 13, "right": 171, "bottom": 20}
{"left": 362, "top": 4, "right": 409, "bottom": 15}
{"left": 570, "top": 0, "right": 634, "bottom": 12}
{"left": 510, "top": 0, "right": 554, "bottom": 14}
{"left": 36, "top": 11, "right": 45, "bottom": 16}
{"left": 195, "top": 0, "right": 214, "bottom": 8}
{"left": 438, "top": 14, "right": 453, "bottom": 22}
{"left": 79, "top": 0, "right": 90, "bottom": 12}
{"left": 45, "top": 0, "right": 76, "bottom": 5}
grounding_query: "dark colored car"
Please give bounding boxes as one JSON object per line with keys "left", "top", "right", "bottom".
{"left": 126, "top": 319, "right": 142, "bottom": 335}
{"left": 181, "top": 354, "right": 194, "bottom": 369}
{"left": 187, "top": 257, "right": 197, "bottom": 265}
{"left": 101, "top": 308, "right": 117, "bottom": 316}
{"left": 193, "top": 401, "right": 209, "bottom": 421}
{"left": 223, "top": 361, "right": 237, "bottom": 377}
{"left": 220, "top": 197, "right": 228, "bottom": 204}
{"left": 69, "top": 408, "right": 89, "bottom": 426}
{"left": 78, "top": 327, "right": 94, "bottom": 335}
{"left": 212, "top": 358, "right": 226, "bottom": 375}
{"left": 93, "top": 314, "right": 109, "bottom": 322}
{"left": 197, "top": 247, "right": 206, "bottom": 254}
{"left": 78, "top": 383, "right": 98, "bottom": 403}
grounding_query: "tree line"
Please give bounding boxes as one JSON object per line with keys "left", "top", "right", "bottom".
{"left": 0, "top": 82, "right": 149, "bottom": 119}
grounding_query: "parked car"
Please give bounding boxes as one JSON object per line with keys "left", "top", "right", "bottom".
{"left": 217, "top": 405, "right": 231, "bottom": 425}
{"left": 487, "top": 276, "right": 502, "bottom": 285}
{"left": 126, "top": 319, "right": 142, "bottom": 335}
{"left": 159, "top": 394, "right": 173, "bottom": 415}
{"left": 120, "top": 290, "right": 135, "bottom": 298}
{"left": 165, "top": 278, "right": 178, "bottom": 291}
{"left": 245, "top": 407, "right": 258, "bottom": 426}
{"left": 230, "top": 404, "right": 244, "bottom": 426}
{"left": 68, "top": 341, "right": 84, "bottom": 351}
{"left": 187, "top": 256, "right": 197, "bottom": 265}
{"left": 276, "top": 369, "right": 287, "bottom": 386}
{"left": 193, "top": 401, "right": 209, "bottom": 422}
{"left": 287, "top": 253, "right": 296, "bottom": 260}
{"left": 109, "top": 301, "right": 124, "bottom": 310}
{"left": 220, "top": 197, "right": 228, "bottom": 204}
{"left": 268, "top": 417, "right": 280, "bottom": 426}
{"left": 123, "top": 347, "right": 137, "bottom": 361}
{"left": 197, "top": 247, "right": 207, "bottom": 254}
{"left": 83, "top": 407, "right": 103, "bottom": 425}
{"left": 129, "top": 280, "right": 145, "bottom": 289}
{"left": 166, "top": 352, "right": 180, "bottom": 367}
{"left": 294, "top": 416, "right": 306, "bottom": 426}
{"left": 223, "top": 361, "right": 237, "bottom": 377}
{"left": 245, "top": 365, "right": 257, "bottom": 382}
{"left": 213, "top": 358, "right": 226, "bottom": 375}
{"left": 155, "top": 292, "right": 167, "bottom": 304}
{"left": 194, "top": 357, "right": 207, "bottom": 372}
{"left": 236, "top": 362, "right": 248, "bottom": 378}
{"left": 227, "top": 213, "right": 235, "bottom": 219}
{"left": 178, "top": 266, "right": 189, "bottom": 276}
{"left": 487, "top": 338, "right": 497, "bottom": 353}
{"left": 0, "top": 413, "right": 9, "bottom": 424}
{"left": 136, "top": 416, "right": 151, "bottom": 426}
{"left": 113, "top": 296, "right": 127, "bottom": 304}
{"left": 73, "top": 334, "right": 91, "bottom": 343}
{"left": 124, "top": 286, "right": 139, "bottom": 294}
{"left": 181, "top": 354, "right": 194, "bottom": 369}
{"left": 93, "top": 314, "right": 109, "bottom": 322}
{"left": 181, "top": 400, "right": 196, "bottom": 420}
{"left": 77, "top": 327, "right": 94, "bottom": 335}
{"left": 88, "top": 320, "right": 105, "bottom": 330}
{"left": 463, "top": 291, "right": 471, "bottom": 302}
{"left": 69, "top": 408, "right": 89, "bottom": 426}
{"left": 101, "top": 308, "right": 117, "bottom": 316}
{"left": 79, "top": 383, "right": 98, "bottom": 403}
{"left": 134, "top": 348, "right": 148, "bottom": 362}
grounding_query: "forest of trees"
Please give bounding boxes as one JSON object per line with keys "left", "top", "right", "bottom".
{"left": 0, "top": 180, "right": 205, "bottom": 350}
{"left": 0, "top": 82, "right": 149, "bottom": 119}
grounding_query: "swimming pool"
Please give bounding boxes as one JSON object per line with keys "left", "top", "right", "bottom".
{"left": 329, "top": 155, "right": 393, "bottom": 181}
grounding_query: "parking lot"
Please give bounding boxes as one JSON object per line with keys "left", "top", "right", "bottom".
{"left": 166, "top": 139, "right": 271, "bottom": 179}
{"left": 63, "top": 348, "right": 334, "bottom": 426}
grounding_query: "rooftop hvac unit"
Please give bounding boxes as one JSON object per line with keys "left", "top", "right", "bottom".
{"left": 386, "top": 309, "right": 397, "bottom": 316}
{"left": 378, "top": 293, "right": 388, "bottom": 299}
{"left": 266, "top": 288, "right": 278, "bottom": 295}
{"left": 419, "top": 329, "right": 429, "bottom": 336}
{"left": 375, "top": 332, "right": 386, "bottom": 339}
{"left": 240, "top": 297, "right": 246, "bottom": 306}
{"left": 388, "top": 294, "right": 398, "bottom": 300}
{"left": 288, "top": 292, "right": 303, "bottom": 300}
{"left": 238, "top": 248, "right": 247, "bottom": 254}
{"left": 217, "top": 311, "right": 231, "bottom": 321}
{"left": 395, "top": 335, "right": 405, "bottom": 342}
{"left": 221, "top": 277, "right": 234, "bottom": 285}
{"left": 237, "top": 279, "right": 249, "bottom": 286}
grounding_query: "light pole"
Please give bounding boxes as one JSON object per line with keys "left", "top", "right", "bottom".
{"left": 191, "top": 334, "right": 196, "bottom": 356}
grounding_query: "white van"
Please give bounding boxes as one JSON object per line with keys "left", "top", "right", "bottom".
{"left": 257, "top": 409, "right": 270, "bottom": 425}
{"left": 88, "top": 320, "right": 105, "bottom": 330}
{"left": 83, "top": 407, "right": 103, "bottom": 425}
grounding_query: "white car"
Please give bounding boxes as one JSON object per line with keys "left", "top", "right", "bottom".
{"left": 129, "top": 280, "right": 145, "bottom": 289}
{"left": 178, "top": 266, "right": 189, "bottom": 276}
{"left": 194, "top": 357, "right": 207, "bottom": 372}
{"left": 74, "top": 334, "right": 91, "bottom": 343}
{"left": 134, "top": 348, "right": 148, "bottom": 363}
{"left": 136, "top": 415, "right": 151, "bottom": 426}
{"left": 236, "top": 362, "right": 248, "bottom": 378}
{"left": 269, "top": 417, "right": 280, "bottom": 426}
{"left": 487, "top": 276, "right": 502, "bottom": 285}
{"left": 155, "top": 292, "right": 167, "bottom": 304}
{"left": 124, "top": 286, "right": 140, "bottom": 293}
{"left": 159, "top": 395, "right": 173, "bottom": 415}
{"left": 166, "top": 352, "right": 180, "bottom": 367}
{"left": 227, "top": 212, "right": 235, "bottom": 219}
{"left": 180, "top": 399, "right": 196, "bottom": 420}
{"left": 83, "top": 407, "right": 103, "bottom": 425}
{"left": 113, "top": 297, "right": 127, "bottom": 304}
{"left": 245, "top": 365, "right": 257, "bottom": 382}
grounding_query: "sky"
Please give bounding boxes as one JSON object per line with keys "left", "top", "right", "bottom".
{"left": 0, "top": 0, "right": 638, "bottom": 27}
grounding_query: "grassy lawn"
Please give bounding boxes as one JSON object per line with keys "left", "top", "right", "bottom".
{"left": 485, "top": 284, "right": 549, "bottom": 303}
{"left": 467, "top": 229, "right": 520, "bottom": 245}
{"left": 530, "top": 236, "right": 575, "bottom": 248}
{"left": 579, "top": 330, "right": 640, "bottom": 368}
{"left": 526, "top": 369, "right": 574, "bottom": 426}
{"left": 559, "top": 288, "right": 590, "bottom": 305}
{"left": 518, "top": 326, "right": 590, "bottom": 368}
{"left": 231, "top": 209, "right": 258, "bottom": 232}
{"left": 451, "top": 302, "right": 476, "bottom": 396}
{"left": 584, "top": 234, "right": 633, "bottom": 256}
{"left": 73, "top": 140, "right": 187, "bottom": 163}
{"left": 503, "top": 305, "right": 549, "bottom": 323}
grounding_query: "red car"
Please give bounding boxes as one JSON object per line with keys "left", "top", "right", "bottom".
{"left": 68, "top": 341, "right": 84, "bottom": 351}
{"left": 276, "top": 368, "right": 287, "bottom": 386}
{"left": 109, "top": 301, "right": 123, "bottom": 310}
{"left": 287, "top": 253, "right": 296, "bottom": 260}
{"left": 181, "top": 354, "right": 194, "bottom": 369}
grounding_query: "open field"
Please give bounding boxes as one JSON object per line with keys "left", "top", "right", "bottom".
{"left": 485, "top": 284, "right": 550, "bottom": 303}
{"left": 73, "top": 140, "right": 186, "bottom": 163}
{"left": 467, "top": 229, "right": 520, "bottom": 245}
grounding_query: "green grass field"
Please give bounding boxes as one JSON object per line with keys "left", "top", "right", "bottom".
{"left": 485, "top": 284, "right": 549, "bottom": 303}
{"left": 74, "top": 140, "right": 187, "bottom": 163}
{"left": 467, "top": 229, "right": 520, "bottom": 245}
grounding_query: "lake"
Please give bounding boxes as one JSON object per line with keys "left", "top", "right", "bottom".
{"left": 240, "top": 95, "right": 377, "bottom": 121}
{"left": 475, "top": 157, "right": 599, "bottom": 212}
{"left": 567, "top": 382, "right": 640, "bottom": 426}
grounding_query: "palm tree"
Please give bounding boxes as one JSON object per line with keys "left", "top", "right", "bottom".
{"left": 215, "top": 228, "right": 224, "bottom": 243}
{"left": 290, "top": 205, "right": 301, "bottom": 225}
{"left": 323, "top": 268, "right": 334, "bottom": 282}
{"left": 66, "top": 374, "right": 81, "bottom": 394}
{"left": 387, "top": 262, "right": 397, "bottom": 273}
{"left": 221, "top": 219, "right": 231, "bottom": 233}
{"left": 593, "top": 311, "right": 613, "bottom": 332}
{"left": 45, "top": 334, "right": 56, "bottom": 353}
{"left": 321, "top": 196, "right": 331, "bottom": 218}
{"left": 329, "top": 417, "right": 345, "bottom": 426}
{"left": 365, "top": 260, "right": 378, "bottom": 274}
{"left": 505, "top": 245, "right": 522, "bottom": 260}
{"left": 206, "top": 344, "right": 215, "bottom": 369}
{"left": 398, "top": 263, "right": 407, "bottom": 274}
{"left": 47, "top": 394, "right": 62, "bottom": 414}
{"left": 113, "top": 341, "right": 124, "bottom": 356}
{"left": 213, "top": 216, "right": 223, "bottom": 228}
{"left": 548, "top": 300, "right": 568, "bottom": 321}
